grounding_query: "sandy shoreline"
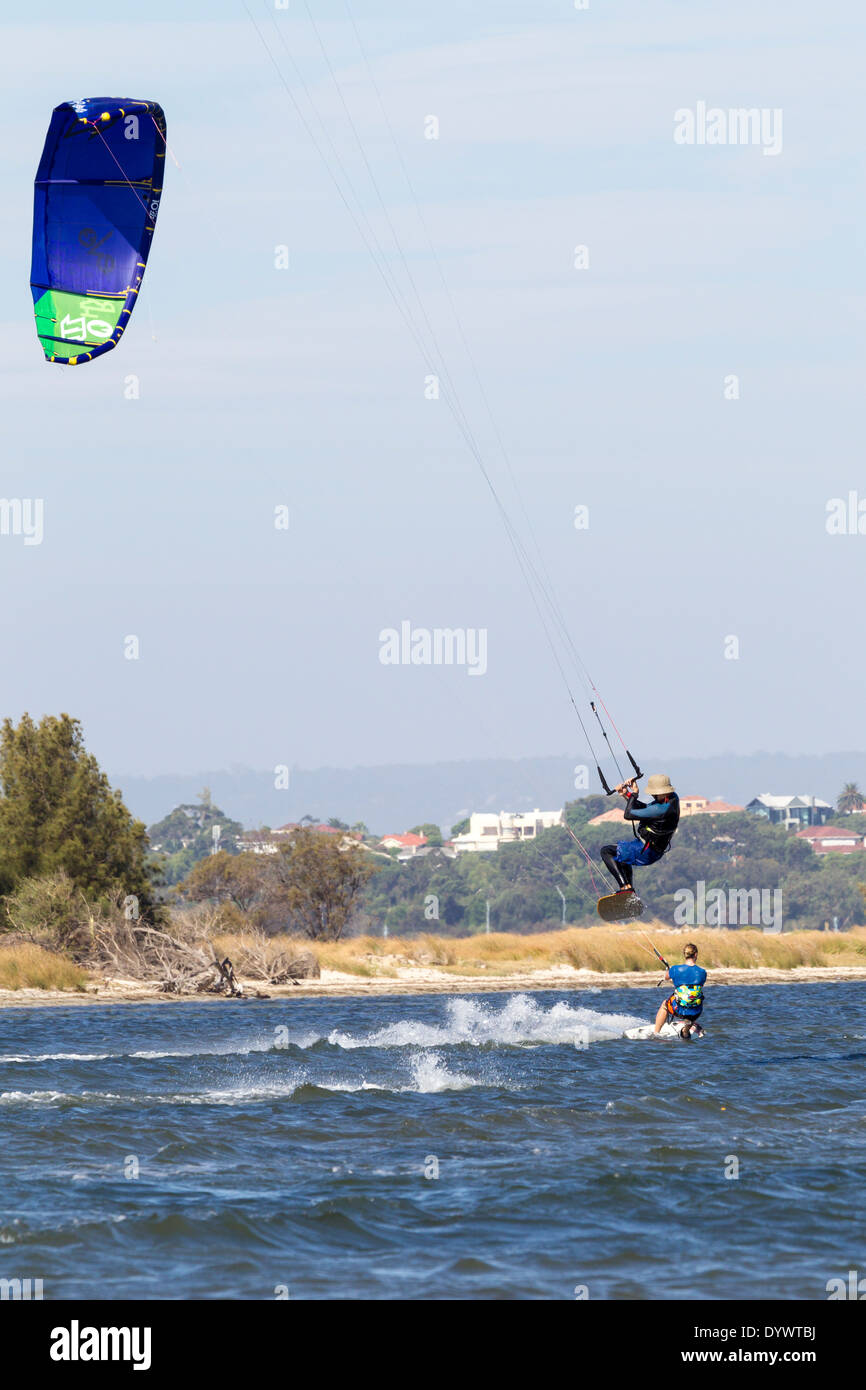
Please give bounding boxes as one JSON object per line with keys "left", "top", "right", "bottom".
{"left": 1, "top": 963, "right": 865, "bottom": 1008}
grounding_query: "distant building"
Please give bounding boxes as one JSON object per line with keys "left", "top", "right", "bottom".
{"left": 746, "top": 795, "right": 831, "bottom": 830}
{"left": 451, "top": 809, "right": 564, "bottom": 854}
{"left": 378, "top": 831, "right": 428, "bottom": 856}
{"left": 588, "top": 795, "right": 741, "bottom": 826}
{"left": 395, "top": 844, "right": 458, "bottom": 864}
{"left": 238, "top": 830, "right": 279, "bottom": 856}
{"left": 273, "top": 823, "right": 350, "bottom": 838}
{"left": 240, "top": 824, "right": 362, "bottom": 854}
{"left": 679, "top": 795, "right": 743, "bottom": 816}
{"left": 796, "top": 826, "right": 866, "bottom": 855}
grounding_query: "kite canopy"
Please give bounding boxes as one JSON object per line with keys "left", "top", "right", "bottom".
{"left": 30, "top": 97, "right": 166, "bottom": 365}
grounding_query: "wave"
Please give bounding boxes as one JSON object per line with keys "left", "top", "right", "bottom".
{"left": 0, "top": 1053, "right": 114, "bottom": 1063}
{"left": 0, "top": 1040, "right": 278, "bottom": 1065}
{"left": 0, "top": 998, "right": 641, "bottom": 1110}
{"left": 312, "top": 1054, "right": 488, "bottom": 1095}
{"left": 0, "top": 1000, "right": 643, "bottom": 1073}
{"left": 293, "top": 995, "right": 644, "bottom": 1051}
{"left": 0, "top": 1089, "right": 73, "bottom": 1104}
{"left": 0, "top": 1052, "right": 496, "bottom": 1107}
{"left": 404, "top": 1052, "right": 485, "bottom": 1092}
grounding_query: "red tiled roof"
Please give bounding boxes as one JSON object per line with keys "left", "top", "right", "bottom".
{"left": 796, "top": 827, "right": 864, "bottom": 854}
{"left": 796, "top": 826, "right": 862, "bottom": 840}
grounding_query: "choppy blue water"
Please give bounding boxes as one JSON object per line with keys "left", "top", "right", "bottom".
{"left": 1, "top": 983, "right": 864, "bottom": 1300}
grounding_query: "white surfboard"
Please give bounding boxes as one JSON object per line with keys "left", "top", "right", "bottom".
{"left": 625, "top": 1020, "right": 704, "bottom": 1040}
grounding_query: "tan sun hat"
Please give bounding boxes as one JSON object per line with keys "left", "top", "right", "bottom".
{"left": 646, "top": 773, "right": 676, "bottom": 796}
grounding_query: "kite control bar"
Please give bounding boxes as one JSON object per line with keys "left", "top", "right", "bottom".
{"left": 597, "top": 750, "right": 643, "bottom": 797}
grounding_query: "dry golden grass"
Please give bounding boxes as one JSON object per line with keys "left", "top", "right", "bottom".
{"left": 306, "top": 926, "right": 866, "bottom": 975}
{"left": 212, "top": 931, "right": 278, "bottom": 961}
{"left": 0, "top": 943, "right": 90, "bottom": 991}
{"left": 209, "top": 931, "right": 397, "bottom": 977}
{"left": 171, "top": 924, "right": 866, "bottom": 978}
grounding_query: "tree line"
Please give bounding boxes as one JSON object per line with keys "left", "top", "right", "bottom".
{"left": 2, "top": 713, "right": 865, "bottom": 945}
{"left": 0, "top": 715, "right": 374, "bottom": 946}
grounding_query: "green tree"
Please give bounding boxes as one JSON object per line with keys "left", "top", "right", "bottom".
{"left": 409, "top": 822, "right": 443, "bottom": 847}
{"left": 0, "top": 713, "right": 154, "bottom": 909}
{"left": 564, "top": 795, "right": 609, "bottom": 831}
{"left": 269, "top": 828, "right": 377, "bottom": 940}
{"left": 784, "top": 857, "right": 863, "bottom": 929}
{"left": 178, "top": 832, "right": 379, "bottom": 939}
{"left": 837, "top": 783, "right": 866, "bottom": 815}
{"left": 147, "top": 796, "right": 245, "bottom": 885}
{"left": 179, "top": 850, "right": 269, "bottom": 914}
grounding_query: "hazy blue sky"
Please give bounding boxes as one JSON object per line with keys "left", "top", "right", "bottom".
{"left": 1, "top": 1, "right": 863, "bottom": 790}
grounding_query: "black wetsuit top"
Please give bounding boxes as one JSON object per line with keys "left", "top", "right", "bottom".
{"left": 623, "top": 793, "right": 680, "bottom": 854}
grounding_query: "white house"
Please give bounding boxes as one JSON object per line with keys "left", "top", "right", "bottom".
{"left": 451, "top": 808, "right": 564, "bottom": 854}
{"left": 796, "top": 826, "right": 866, "bottom": 855}
{"left": 746, "top": 794, "right": 832, "bottom": 830}
{"left": 378, "top": 832, "right": 428, "bottom": 856}
{"left": 238, "top": 830, "right": 279, "bottom": 855}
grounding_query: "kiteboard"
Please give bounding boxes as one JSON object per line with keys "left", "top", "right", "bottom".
{"left": 597, "top": 889, "right": 645, "bottom": 923}
{"left": 625, "top": 1020, "right": 705, "bottom": 1041}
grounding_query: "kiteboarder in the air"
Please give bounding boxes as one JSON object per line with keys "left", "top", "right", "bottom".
{"left": 600, "top": 773, "right": 680, "bottom": 894}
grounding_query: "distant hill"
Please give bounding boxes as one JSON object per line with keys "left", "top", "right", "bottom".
{"left": 112, "top": 750, "right": 866, "bottom": 835}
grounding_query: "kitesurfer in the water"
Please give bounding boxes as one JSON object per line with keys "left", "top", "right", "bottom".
{"left": 654, "top": 942, "right": 706, "bottom": 1038}
{"left": 600, "top": 773, "right": 680, "bottom": 894}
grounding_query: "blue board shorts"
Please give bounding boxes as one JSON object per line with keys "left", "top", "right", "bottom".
{"left": 613, "top": 838, "right": 664, "bottom": 867}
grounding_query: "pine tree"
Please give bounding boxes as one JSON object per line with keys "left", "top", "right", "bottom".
{"left": 0, "top": 713, "right": 155, "bottom": 908}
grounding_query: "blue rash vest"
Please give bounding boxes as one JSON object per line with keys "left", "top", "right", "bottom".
{"left": 668, "top": 962, "right": 706, "bottom": 1017}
